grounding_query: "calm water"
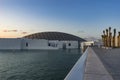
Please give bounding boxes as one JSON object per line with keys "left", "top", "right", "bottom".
{"left": 0, "top": 49, "right": 81, "bottom": 80}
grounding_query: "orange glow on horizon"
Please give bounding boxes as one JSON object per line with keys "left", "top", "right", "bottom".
{"left": 0, "top": 32, "right": 27, "bottom": 38}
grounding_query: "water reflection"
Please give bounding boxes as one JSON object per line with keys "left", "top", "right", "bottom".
{"left": 0, "top": 49, "right": 81, "bottom": 80}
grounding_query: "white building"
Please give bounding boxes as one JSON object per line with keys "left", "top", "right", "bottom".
{"left": 0, "top": 32, "right": 85, "bottom": 50}
{"left": 0, "top": 38, "right": 21, "bottom": 50}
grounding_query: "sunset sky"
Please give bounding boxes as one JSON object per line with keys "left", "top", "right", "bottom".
{"left": 1, "top": 0, "right": 120, "bottom": 38}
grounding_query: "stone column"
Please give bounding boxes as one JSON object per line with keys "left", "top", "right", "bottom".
{"left": 106, "top": 29, "right": 109, "bottom": 47}
{"left": 113, "top": 29, "right": 116, "bottom": 48}
{"left": 109, "top": 27, "right": 111, "bottom": 47}
{"left": 103, "top": 30, "right": 106, "bottom": 47}
{"left": 117, "top": 32, "right": 120, "bottom": 47}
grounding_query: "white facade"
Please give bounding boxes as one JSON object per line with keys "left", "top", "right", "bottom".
{"left": 59, "top": 41, "right": 78, "bottom": 49}
{"left": 21, "top": 39, "right": 50, "bottom": 50}
{"left": 49, "top": 40, "right": 78, "bottom": 49}
{"left": 81, "top": 41, "right": 94, "bottom": 49}
{"left": 0, "top": 38, "right": 21, "bottom": 50}
{"left": 0, "top": 38, "right": 79, "bottom": 50}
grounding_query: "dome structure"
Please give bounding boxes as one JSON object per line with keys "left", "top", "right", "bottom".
{"left": 24, "top": 32, "right": 85, "bottom": 41}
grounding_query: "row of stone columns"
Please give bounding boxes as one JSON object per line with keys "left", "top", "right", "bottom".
{"left": 101, "top": 27, "right": 120, "bottom": 48}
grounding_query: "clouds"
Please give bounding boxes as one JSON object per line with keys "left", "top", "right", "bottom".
{"left": 3, "top": 29, "right": 28, "bottom": 35}
{"left": 84, "top": 37, "right": 100, "bottom": 41}
{"left": 21, "top": 32, "right": 28, "bottom": 34}
{"left": 77, "top": 30, "right": 85, "bottom": 34}
{"left": 3, "top": 29, "right": 18, "bottom": 32}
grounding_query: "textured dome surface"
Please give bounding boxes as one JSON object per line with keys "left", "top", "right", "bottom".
{"left": 24, "top": 32, "right": 85, "bottom": 41}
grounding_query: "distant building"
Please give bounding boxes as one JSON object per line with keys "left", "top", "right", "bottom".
{"left": 0, "top": 32, "right": 85, "bottom": 50}
{"left": 81, "top": 40, "right": 103, "bottom": 52}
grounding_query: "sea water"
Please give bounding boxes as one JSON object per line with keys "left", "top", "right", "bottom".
{"left": 0, "top": 49, "right": 81, "bottom": 80}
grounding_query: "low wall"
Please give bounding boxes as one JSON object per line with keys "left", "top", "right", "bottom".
{"left": 0, "top": 38, "right": 21, "bottom": 50}
{"left": 64, "top": 47, "right": 89, "bottom": 80}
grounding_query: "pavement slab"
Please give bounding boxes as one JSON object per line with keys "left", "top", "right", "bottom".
{"left": 84, "top": 47, "right": 113, "bottom": 80}
{"left": 92, "top": 47, "right": 120, "bottom": 80}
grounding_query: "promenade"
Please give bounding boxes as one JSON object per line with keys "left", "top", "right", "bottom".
{"left": 64, "top": 47, "right": 120, "bottom": 80}
{"left": 92, "top": 47, "right": 120, "bottom": 80}
{"left": 84, "top": 47, "right": 113, "bottom": 80}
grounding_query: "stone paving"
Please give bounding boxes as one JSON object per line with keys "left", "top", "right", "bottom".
{"left": 92, "top": 47, "right": 120, "bottom": 80}
{"left": 84, "top": 47, "right": 113, "bottom": 80}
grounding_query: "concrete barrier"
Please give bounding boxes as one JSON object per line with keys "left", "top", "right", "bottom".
{"left": 64, "top": 47, "right": 89, "bottom": 80}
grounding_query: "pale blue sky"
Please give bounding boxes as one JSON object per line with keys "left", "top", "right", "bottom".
{"left": 0, "top": 0, "right": 120, "bottom": 38}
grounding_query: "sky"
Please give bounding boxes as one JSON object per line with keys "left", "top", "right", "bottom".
{"left": 0, "top": 0, "right": 120, "bottom": 38}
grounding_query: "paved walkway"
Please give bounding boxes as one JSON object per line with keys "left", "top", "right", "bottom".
{"left": 84, "top": 47, "right": 113, "bottom": 80}
{"left": 92, "top": 47, "right": 120, "bottom": 80}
